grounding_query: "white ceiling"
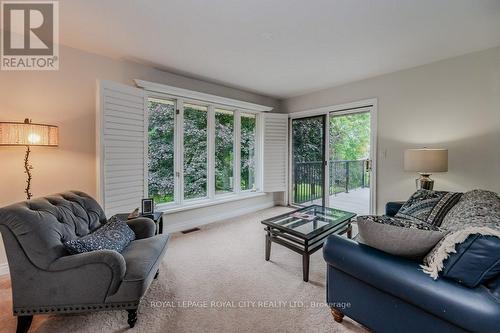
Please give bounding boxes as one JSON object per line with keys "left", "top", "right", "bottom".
{"left": 60, "top": 0, "right": 500, "bottom": 98}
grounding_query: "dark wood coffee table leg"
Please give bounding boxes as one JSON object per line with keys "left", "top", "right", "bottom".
{"left": 347, "top": 224, "right": 352, "bottom": 239}
{"left": 302, "top": 253, "right": 310, "bottom": 282}
{"left": 265, "top": 229, "right": 271, "bottom": 261}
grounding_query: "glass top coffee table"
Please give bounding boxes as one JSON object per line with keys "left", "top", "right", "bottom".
{"left": 261, "top": 205, "right": 356, "bottom": 282}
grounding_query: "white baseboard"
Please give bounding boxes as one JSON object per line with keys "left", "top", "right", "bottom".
{"left": 164, "top": 201, "right": 276, "bottom": 234}
{"left": 0, "top": 263, "right": 9, "bottom": 276}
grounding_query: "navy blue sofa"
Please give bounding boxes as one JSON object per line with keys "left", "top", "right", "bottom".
{"left": 323, "top": 202, "right": 500, "bottom": 333}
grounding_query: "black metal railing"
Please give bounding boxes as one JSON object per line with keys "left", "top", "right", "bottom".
{"left": 293, "top": 159, "right": 369, "bottom": 204}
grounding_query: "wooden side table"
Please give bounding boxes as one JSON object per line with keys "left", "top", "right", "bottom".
{"left": 114, "top": 212, "right": 164, "bottom": 235}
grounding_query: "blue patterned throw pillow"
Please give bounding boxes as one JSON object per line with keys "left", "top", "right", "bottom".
{"left": 396, "top": 189, "right": 462, "bottom": 227}
{"left": 64, "top": 216, "right": 135, "bottom": 254}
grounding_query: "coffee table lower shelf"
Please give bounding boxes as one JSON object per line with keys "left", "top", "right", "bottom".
{"left": 264, "top": 221, "right": 353, "bottom": 282}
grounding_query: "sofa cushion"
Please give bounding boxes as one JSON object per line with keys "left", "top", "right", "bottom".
{"left": 422, "top": 226, "right": 500, "bottom": 281}
{"left": 486, "top": 275, "right": 500, "bottom": 299}
{"left": 357, "top": 215, "right": 445, "bottom": 259}
{"left": 441, "top": 234, "right": 500, "bottom": 288}
{"left": 106, "top": 234, "right": 170, "bottom": 302}
{"left": 395, "top": 189, "right": 462, "bottom": 226}
{"left": 121, "top": 234, "right": 169, "bottom": 281}
{"left": 440, "top": 189, "right": 500, "bottom": 232}
{"left": 64, "top": 216, "right": 135, "bottom": 254}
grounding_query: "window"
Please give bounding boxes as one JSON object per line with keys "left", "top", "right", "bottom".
{"left": 146, "top": 96, "right": 261, "bottom": 209}
{"left": 183, "top": 103, "right": 208, "bottom": 200}
{"left": 148, "top": 98, "right": 175, "bottom": 204}
{"left": 240, "top": 113, "right": 256, "bottom": 191}
{"left": 215, "top": 109, "right": 234, "bottom": 194}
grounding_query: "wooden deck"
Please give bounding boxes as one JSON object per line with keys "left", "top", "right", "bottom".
{"left": 308, "top": 187, "right": 370, "bottom": 215}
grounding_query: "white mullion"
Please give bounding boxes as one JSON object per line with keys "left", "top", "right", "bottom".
{"left": 207, "top": 105, "right": 215, "bottom": 199}
{"left": 143, "top": 93, "right": 149, "bottom": 199}
{"left": 176, "top": 98, "right": 184, "bottom": 205}
{"left": 324, "top": 115, "right": 330, "bottom": 207}
{"left": 234, "top": 110, "right": 241, "bottom": 194}
{"left": 256, "top": 113, "right": 264, "bottom": 192}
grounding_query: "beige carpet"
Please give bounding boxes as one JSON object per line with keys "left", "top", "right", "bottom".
{"left": 35, "top": 207, "right": 368, "bottom": 333}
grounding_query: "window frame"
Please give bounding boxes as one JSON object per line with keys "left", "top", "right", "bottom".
{"left": 146, "top": 96, "right": 177, "bottom": 205}
{"left": 213, "top": 107, "right": 236, "bottom": 197}
{"left": 239, "top": 112, "right": 258, "bottom": 193}
{"left": 182, "top": 101, "right": 210, "bottom": 202}
{"left": 146, "top": 92, "right": 262, "bottom": 212}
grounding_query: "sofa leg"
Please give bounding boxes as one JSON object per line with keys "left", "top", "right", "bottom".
{"left": 331, "top": 308, "right": 344, "bottom": 323}
{"left": 127, "top": 309, "right": 137, "bottom": 328}
{"left": 154, "top": 269, "right": 159, "bottom": 279}
{"left": 16, "top": 315, "right": 33, "bottom": 333}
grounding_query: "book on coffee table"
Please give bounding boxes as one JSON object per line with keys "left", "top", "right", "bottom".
{"left": 290, "top": 212, "right": 317, "bottom": 221}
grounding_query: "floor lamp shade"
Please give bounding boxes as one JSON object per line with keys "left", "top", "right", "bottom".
{"left": 404, "top": 148, "right": 448, "bottom": 190}
{"left": 0, "top": 119, "right": 58, "bottom": 200}
{"left": 0, "top": 120, "right": 58, "bottom": 146}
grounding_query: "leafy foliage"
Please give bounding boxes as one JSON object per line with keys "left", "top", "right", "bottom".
{"left": 148, "top": 101, "right": 256, "bottom": 204}
{"left": 148, "top": 100, "right": 175, "bottom": 203}
{"left": 292, "top": 116, "right": 324, "bottom": 162}
{"left": 215, "top": 111, "right": 234, "bottom": 193}
{"left": 183, "top": 105, "right": 208, "bottom": 199}
{"left": 291, "top": 112, "right": 370, "bottom": 162}
{"left": 329, "top": 112, "right": 370, "bottom": 160}
{"left": 292, "top": 112, "right": 370, "bottom": 204}
{"left": 241, "top": 114, "right": 256, "bottom": 190}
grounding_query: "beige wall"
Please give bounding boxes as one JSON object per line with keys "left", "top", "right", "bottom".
{"left": 283, "top": 46, "right": 500, "bottom": 213}
{"left": 0, "top": 45, "right": 280, "bottom": 268}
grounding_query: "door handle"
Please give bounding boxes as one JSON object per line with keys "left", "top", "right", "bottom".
{"left": 365, "top": 159, "right": 372, "bottom": 172}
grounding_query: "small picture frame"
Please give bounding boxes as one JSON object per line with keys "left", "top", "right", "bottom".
{"left": 141, "top": 198, "right": 154, "bottom": 215}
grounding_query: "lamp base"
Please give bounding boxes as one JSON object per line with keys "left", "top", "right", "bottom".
{"left": 416, "top": 173, "right": 434, "bottom": 190}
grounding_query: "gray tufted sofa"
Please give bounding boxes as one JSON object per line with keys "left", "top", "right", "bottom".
{"left": 0, "top": 191, "right": 169, "bottom": 333}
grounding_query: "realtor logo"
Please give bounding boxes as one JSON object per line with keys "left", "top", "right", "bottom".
{"left": 1, "top": 1, "right": 59, "bottom": 70}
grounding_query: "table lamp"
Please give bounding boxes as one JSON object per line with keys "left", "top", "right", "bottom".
{"left": 404, "top": 148, "right": 448, "bottom": 190}
{"left": 0, "top": 118, "right": 58, "bottom": 199}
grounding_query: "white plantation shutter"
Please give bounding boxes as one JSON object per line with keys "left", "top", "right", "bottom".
{"left": 262, "top": 113, "right": 288, "bottom": 192}
{"left": 96, "top": 80, "right": 147, "bottom": 217}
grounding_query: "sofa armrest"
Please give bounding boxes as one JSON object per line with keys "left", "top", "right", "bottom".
{"left": 126, "top": 217, "right": 156, "bottom": 239}
{"left": 385, "top": 201, "right": 405, "bottom": 216}
{"left": 49, "top": 250, "right": 126, "bottom": 295}
{"left": 323, "top": 235, "right": 500, "bottom": 333}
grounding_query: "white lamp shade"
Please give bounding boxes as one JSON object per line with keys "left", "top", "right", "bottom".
{"left": 404, "top": 148, "right": 448, "bottom": 173}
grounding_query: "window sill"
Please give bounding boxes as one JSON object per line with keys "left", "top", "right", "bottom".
{"left": 157, "top": 192, "right": 267, "bottom": 214}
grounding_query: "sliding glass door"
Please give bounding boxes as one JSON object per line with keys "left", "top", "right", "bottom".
{"left": 328, "top": 111, "right": 371, "bottom": 215}
{"left": 289, "top": 104, "right": 375, "bottom": 214}
{"left": 291, "top": 116, "right": 326, "bottom": 206}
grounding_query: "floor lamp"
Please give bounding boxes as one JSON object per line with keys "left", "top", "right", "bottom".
{"left": 0, "top": 119, "right": 59, "bottom": 200}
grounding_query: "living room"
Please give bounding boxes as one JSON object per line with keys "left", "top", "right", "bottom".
{"left": 0, "top": 1, "right": 499, "bottom": 332}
